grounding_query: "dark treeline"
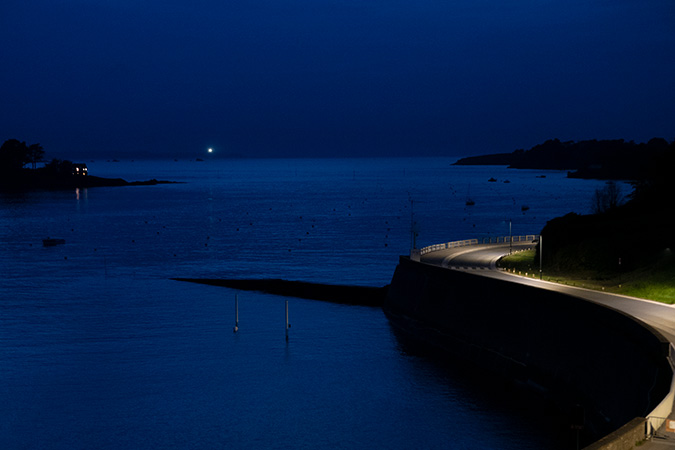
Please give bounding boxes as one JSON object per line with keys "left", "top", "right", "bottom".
{"left": 455, "top": 137, "right": 675, "bottom": 274}
{"left": 0, "top": 139, "right": 46, "bottom": 174}
{"left": 0, "top": 138, "right": 174, "bottom": 189}
{"left": 1, "top": 138, "right": 77, "bottom": 183}
{"left": 454, "top": 137, "right": 674, "bottom": 181}
{"left": 539, "top": 190, "right": 675, "bottom": 275}
{"left": 536, "top": 140, "right": 675, "bottom": 274}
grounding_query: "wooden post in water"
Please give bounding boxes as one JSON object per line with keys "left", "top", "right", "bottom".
{"left": 233, "top": 294, "right": 239, "bottom": 333}
{"left": 285, "top": 300, "right": 290, "bottom": 341}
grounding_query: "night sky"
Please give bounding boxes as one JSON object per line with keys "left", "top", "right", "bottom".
{"left": 2, "top": 0, "right": 674, "bottom": 159}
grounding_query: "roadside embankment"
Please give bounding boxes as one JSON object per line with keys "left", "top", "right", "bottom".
{"left": 383, "top": 256, "right": 672, "bottom": 446}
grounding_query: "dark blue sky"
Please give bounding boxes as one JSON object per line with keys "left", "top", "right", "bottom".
{"left": 2, "top": 0, "right": 674, "bottom": 159}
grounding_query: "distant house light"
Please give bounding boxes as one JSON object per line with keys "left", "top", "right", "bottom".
{"left": 73, "top": 163, "right": 88, "bottom": 176}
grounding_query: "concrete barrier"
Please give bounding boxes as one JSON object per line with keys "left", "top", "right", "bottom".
{"left": 646, "top": 342, "right": 675, "bottom": 436}
{"left": 581, "top": 418, "right": 646, "bottom": 450}
{"left": 384, "top": 256, "right": 672, "bottom": 447}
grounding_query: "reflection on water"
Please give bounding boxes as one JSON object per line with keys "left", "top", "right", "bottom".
{"left": 0, "top": 158, "right": 607, "bottom": 449}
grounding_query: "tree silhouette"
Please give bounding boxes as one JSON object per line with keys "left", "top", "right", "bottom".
{"left": 43, "top": 159, "right": 73, "bottom": 176}
{"left": 26, "top": 143, "right": 44, "bottom": 170}
{"left": 0, "top": 139, "right": 29, "bottom": 175}
{"left": 591, "top": 181, "right": 623, "bottom": 214}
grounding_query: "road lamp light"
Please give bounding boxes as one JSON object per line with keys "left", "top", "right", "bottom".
{"left": 509, "top": 219, "right": 512, "bottom": 255}
{"left": 539, "top": 235, "right": 543, "bottom": 280}
{"left": 410, "top": 199, "right": 415, "bottom": 254}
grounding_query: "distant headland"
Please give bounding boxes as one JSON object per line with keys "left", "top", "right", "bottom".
{"left": 454, "top": 137, "right": 674, "bottom": 180}
{"left": 0, "top": 139, "right": 177, "bottom": 190}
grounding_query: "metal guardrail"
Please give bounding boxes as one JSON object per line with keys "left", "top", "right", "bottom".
{"left": 419, "top": 239, "right": 478, "bottom": 255}
{"left": 419, "top": 235, "right": 539, "bottom": 256}
{"left": 480, "top": 235, "right": 539, "bottom": 244}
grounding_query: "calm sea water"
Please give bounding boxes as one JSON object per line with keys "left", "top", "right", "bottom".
{"left": 0, "top": 157, "right": 611, "bottom": 449}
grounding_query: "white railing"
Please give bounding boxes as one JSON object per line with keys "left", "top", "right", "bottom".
{"left": 480, "top": 235, "right": 539, "bottom": 244}
{"left": 417, "top": 235, "right": 674, "bottom": 441}
{"left": 419, "top": 239, "right": 478, "bottom": 255}
{"left": 419, "top": 235, "right": 539, "bottom": 256}
{"left": 646, "top": 343, "right": 675, "bottom": 437}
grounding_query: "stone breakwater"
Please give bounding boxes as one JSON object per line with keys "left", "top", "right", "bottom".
{"left": 173, "top": 278, "right": 387, "bottom": 307}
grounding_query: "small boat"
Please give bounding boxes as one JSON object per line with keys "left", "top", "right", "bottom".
{"left": 488, "top": 177, "right": 497, "bottom": 182}
{"left": 43, "top": 238, "right": 66, "bottom": 247}
{"left": 521, "top": 205, "right": 530, "bottom": 212}
{"left": 465, "top": 184, "right": 475, "bottom": 206}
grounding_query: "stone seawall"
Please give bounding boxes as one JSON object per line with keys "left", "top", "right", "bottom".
{"left": 383, "top": 256, "right": 671, "bottom": 444}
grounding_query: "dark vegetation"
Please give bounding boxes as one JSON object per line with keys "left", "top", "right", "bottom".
{"left": 540, "top": 140, "right": 675, "bottom": 271}
{"left": 499, "top": 139, "right": 675, "bottom": 302}
{"left": 0, "top": 138, "right": 175, "bottom": 189}
{"left": 454, "top": 137, "right": 673, "bottom": 180}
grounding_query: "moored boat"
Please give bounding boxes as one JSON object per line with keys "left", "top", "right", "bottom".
{"left": 43, "top": 238, "right": 66, "bottom": 247}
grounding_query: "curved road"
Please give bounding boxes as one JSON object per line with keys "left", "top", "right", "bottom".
{"left": 422, "top": 241, "right": 675, "bottom": 445}
{"left": 420, "top": 242, "right": 675, "bottom": 345}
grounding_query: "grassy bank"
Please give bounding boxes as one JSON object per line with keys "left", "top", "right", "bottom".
{"left": 498, "top": 249, "right": 675, "bottom": 304}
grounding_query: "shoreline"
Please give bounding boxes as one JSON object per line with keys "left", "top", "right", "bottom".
{"left": 0, "top": 174, "right": 180, "bottom": 191}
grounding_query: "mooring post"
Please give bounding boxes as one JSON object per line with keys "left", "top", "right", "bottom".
{"left": 233, "top": 294, "right": 239, "bottom": 333}
{"left": 285, "top": 300, "right": 290, "bottom": 341}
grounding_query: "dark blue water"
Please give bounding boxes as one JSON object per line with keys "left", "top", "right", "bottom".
{"left": 0, "top": 158, "right": 611, "bottom": 449}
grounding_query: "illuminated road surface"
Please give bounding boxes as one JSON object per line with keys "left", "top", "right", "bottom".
{"left": 422, "top": 242, "right": 675, "bottom": 446}
{"left": 420, "top": 243, "right": 675, "bottom": 343}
